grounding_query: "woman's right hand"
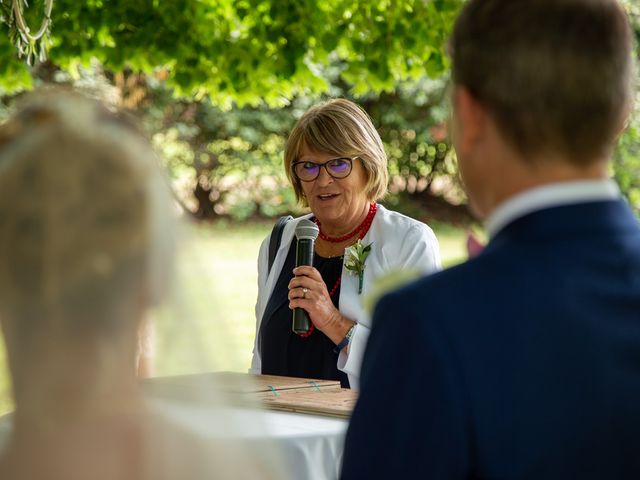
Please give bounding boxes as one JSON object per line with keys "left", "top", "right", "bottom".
{"left": 288, "top": 266, "right": 354, "bottom": 345}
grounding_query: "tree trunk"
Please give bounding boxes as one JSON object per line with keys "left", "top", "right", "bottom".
{"left": 193, "top": 180, "right": 217, "bottom": 219}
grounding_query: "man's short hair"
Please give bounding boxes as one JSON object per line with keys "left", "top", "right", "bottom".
{"left": 450, "top": 0, "right": 634, "bottom": 164}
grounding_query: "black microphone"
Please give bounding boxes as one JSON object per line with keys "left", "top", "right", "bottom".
{"left": 292, "top": 219, "right": 319, "bottom": 334}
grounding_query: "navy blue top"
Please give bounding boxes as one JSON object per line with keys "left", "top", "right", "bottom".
{"left": 259, "top": 239, "right": 349, "bottom": 388}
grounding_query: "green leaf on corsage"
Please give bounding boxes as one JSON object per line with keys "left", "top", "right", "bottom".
{"left": 344, "top": 240, "right": 372, "bottom": 294}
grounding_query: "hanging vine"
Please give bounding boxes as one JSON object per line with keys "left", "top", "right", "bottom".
{"left": 1, "top": 0, "right": 54, "bottom": 65}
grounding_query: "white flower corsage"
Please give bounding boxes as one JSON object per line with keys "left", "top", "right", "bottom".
{"left": 344, "top": 240, "right": 372, "bottom": 294}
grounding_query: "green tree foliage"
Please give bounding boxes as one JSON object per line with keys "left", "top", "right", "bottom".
{"left": 0, "top": 0, "right": 462, "bottom": 105}
{"left": 0, "top": 0, "right": 468, "bottom": 223}
{"left": 144, "top": 81, "right": 304, "bottom": 219}
{"left": 135, "top": 70, "right": 470, "bottom": 222}
{"left": 614, "top": 105, "right": 640, "bottom": 213}
{"left": 1, "top": 0, "right": 638, "bottom": 221}
{"left": 614, "top": 0, "right": 640, "bottom": 214}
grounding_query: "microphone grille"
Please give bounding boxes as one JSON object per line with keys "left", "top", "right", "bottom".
{"left": 295, "top": 219, "right": 319, "bottom": 241}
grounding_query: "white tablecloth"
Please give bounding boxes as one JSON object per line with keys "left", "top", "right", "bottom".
{"left": 154, "top": 400, "right": 348, "bottom": 480}
{"left": 0, "top": 399, "right": 348, "bottom": 480}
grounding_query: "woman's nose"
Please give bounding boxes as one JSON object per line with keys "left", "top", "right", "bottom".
{"left": 315, "top": 166, "right": 333, "bottom": 186}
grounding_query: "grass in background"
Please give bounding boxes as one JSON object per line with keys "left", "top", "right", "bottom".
{"left": 0, "top": 219, "right": 470, "bottom": 415}
{"left": 431, "top": 221, "right": 470, "bottom": 267}
{"left": 153, "top": 220, "right": 272, "bottom": 377}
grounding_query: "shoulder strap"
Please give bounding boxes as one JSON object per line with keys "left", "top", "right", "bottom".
{"left": 268, "top": 215, "right": 293, "bottom": 274}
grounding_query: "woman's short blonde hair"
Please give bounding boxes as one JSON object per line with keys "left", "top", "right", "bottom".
{"left": 284, "top": 98, "right": 388, "bottom": 206}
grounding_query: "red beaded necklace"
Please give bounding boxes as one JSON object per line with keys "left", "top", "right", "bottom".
{"left": 315, "top": 202, "right": 378, "bottom": 243}
{"left": 297, "top": 202, "right": 378, "bottom": 338}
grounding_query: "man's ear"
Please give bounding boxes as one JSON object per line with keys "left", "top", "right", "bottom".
{"left": 615, "top": 98, "right": 634, "bottom": 139}
{"left": 452, "top": 86, "right": 487, "bottom": 157}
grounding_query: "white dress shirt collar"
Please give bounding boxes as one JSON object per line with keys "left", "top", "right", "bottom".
{"left": 485, "top": 179, "right": 621, "bottom": 238}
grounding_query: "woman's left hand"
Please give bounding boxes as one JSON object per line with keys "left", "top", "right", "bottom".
{"left": 288, "top": 265, "right": 344, "bottom": 338}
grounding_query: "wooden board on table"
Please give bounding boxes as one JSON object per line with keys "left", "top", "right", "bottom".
{"left": 256, "top": 385, "right": 358, "bottom": 419}
{"left": 142, "top": 372, "right": 340, "bottom": 399}
{"left": 219, "top": 372, "right": 340, "bottom": 393}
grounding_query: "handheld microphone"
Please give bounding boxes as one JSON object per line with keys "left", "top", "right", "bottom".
{"left": 292, "top": 219, "right": 319, "bottom": 334}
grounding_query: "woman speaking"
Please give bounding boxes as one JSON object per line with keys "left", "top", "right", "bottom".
{"left": 251, "top": 99, "right": 441, "bottom": 389}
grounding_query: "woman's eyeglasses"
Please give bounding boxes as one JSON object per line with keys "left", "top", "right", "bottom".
{"left": 292, "top": 157, "right": 356, "bottom": 182}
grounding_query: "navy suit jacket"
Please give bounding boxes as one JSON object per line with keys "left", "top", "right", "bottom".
{"left": 341, "top": 199, "right": 640, "bottom": 479}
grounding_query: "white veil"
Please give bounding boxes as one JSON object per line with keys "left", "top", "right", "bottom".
{"left": 0, "top": 90, "right": 287, "bottom": 479}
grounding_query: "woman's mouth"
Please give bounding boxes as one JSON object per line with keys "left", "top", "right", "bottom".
{"left": 317, "top": 193, "right": 339, "bottom": 201}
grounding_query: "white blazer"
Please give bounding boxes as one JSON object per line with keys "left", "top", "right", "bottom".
{"left": 250, "top": 204, "right": 441, "bottom": 390}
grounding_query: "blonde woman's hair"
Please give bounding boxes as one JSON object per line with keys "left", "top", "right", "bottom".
{"left": 284, "top": 98, "right": 388, "bottom": 206}
{"left": 0, "top": 90, "right": 174, "bottom": 340}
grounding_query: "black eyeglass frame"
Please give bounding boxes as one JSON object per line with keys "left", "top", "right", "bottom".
{"left": 291, "top": 156, "right": 358, "bottom": 182}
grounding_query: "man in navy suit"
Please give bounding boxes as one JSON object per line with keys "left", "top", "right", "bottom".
{"left": 341, "top": 0, "right": 640, "bottom": 478}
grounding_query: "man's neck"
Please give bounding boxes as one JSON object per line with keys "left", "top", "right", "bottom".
{"left": 476, "top": 153, "right": 609, "bottom": 220}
